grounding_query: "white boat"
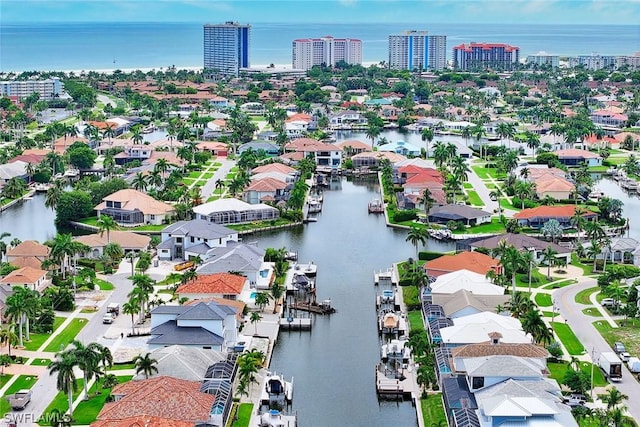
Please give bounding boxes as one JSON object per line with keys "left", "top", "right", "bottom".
{"left": 260, "top": 372, "right": 293, "bottom": 409}
{"left": 307, "top": 197, "right": 322, "bottom": 213}
{"left": 294, "top": 262, "right": 317, "bottom": 276}
{"left": 381, "top": 339, "right": 411, "bottom": 363}
{"left": 34, "top": 183, "right": 52, "bottom": 192}
{"left": 259, "top": 409, "right": 297, "bottom": 427}
{"left": 380, "top": 289, "right": 394, "bottom": 304}
{"left": 368, "top": 198, "right": 384, "bottom": 214}
{"left": 284, "top": 251, "right": 298, "bottom": 261}
{"left": 428, "top": 228, "right": 452, "bottom": 240}
{"left": 305, "top": 217, "right": 318, "bottom": 222}
{"left": 378, "top": 309, "right": 400, "bottom": 335}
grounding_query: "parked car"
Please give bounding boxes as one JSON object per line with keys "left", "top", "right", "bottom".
{"left": 614, "top": 342, "right": 626, "bottom": 354}
{"left": 601, "top": 298, "right": 616, "bottom": 307}
{"left": 102, "top": 313, "right": 115, "bottom": 324}
{"left": 564, "top": 393, "right": 586, "bottom": 404}
{"left": 619, "top": 352, "right": 631, "bottom": 362}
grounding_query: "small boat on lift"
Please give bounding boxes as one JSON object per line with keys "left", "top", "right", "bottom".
{"left": 381, "top": 339, "right": 411, "bottom": 363}
{"left": 260, "top": 372, "right": 293, "bottom": 409}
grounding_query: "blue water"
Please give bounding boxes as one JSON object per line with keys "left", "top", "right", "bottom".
{"left": 1, "top": 21, "right": 639, "bottom": 71}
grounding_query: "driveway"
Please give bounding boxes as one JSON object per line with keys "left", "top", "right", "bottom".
{"left": 554, "top": 279, "right": 640, "bottom": 419}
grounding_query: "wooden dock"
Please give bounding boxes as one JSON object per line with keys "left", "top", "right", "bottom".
{"left": 289, "top": 301, "right": 335, "bottom": 315}
{"left": 279, "top": 317, "right": 312, "bottom": 330}
{"left": 375, "top": 364, "right": 415, "bottom": 400}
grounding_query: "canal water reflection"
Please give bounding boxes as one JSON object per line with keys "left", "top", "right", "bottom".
{"left": 0, "top": 193, "right": 58, "bottom": 242}
{"left": 253, "top": 177, "right": 451, "bottom": 427}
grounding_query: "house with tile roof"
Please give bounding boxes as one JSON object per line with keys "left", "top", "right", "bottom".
{"left": 244, "top": 177, "right": 289, "bottom": 205}
{"left": 176, "top": 273, "right": 247, "bottom": 301}
{"left": 0, "top": 266, "right": 48, "bottom": 291}
{"left": 96, "top": 376, "right": 216, "bottom": 424}
{"left": 428, "top": 204, "right": 492, "bottom": 226}
{"left": 157, "top": 219, "right": 239, "bottom": 261}
{"left": 532, "top": 174, "right": 575, "bottom": 200}
{"left": 425, "top": 251, "right": 501, "bottom": 278}
{"left": 149, "top": 301, "right": 239, "bottom": 351}
{"left": 459, "top": 233, "right": 571, "bottom": 265}
{"left": 284, "top": 137, "right": 342, "bottom": 171}
{"left": 378, "top": 140, "right": 421, "bottom": 157}
{"left": 74, "top": 231, "right": 151, "bottom": 259}
{"left": 196, "top": 243, "right": 272, "bottom": 291}
{"left": 334, "top": 139, "right": 370, "bottom": 155}
{"left": 590, "top": 109, "right": 628, "bottom": 127}
{"left": 350, "top": 151, "right": 406, "bottom": 169}
{"left": 251, "top": 163, "right": 298, "bottom": 177}
{"left": 95, "top": 189, "right": 175, "bottom": 226}
{"left": 432, "top": 290, "right": 509, "bottom": 319}
{"left": 555, "top": 148, "right": 602, "bottom": 167}
{"left": 513, "top": 205, "right": 596, "bottom": 229}
{"left": 91, "top": 415, "right": 193, "bottom": 427}
{"left": 6, "top": 240, "right": 50, "bottom": 269}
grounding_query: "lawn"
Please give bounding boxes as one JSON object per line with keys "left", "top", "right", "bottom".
{"left": 129, "top": 224, "right": 167, "bottom": 232}
{"left": 407, "top": 310, "right": 424, "bottom": 333}
{"left": 463, "top": 182, "right": 473, "bottom": 189}
{"left": 71, "top": 375, "right": 132, "bottom": 424}
{"left": 188, "top": 171, "right": 203, "bottom": 179}
{"left": 201, "top": 172, "right": 214, "bottom": 179}
{"left": 107, "top": 362, "right": 135, "bottom": 371}
{"left": 500, "top": 198, "right": 521, "bottom": 211}
{"left": 471, "top": 165, "right": 503, "bottom": 180}
{"left": 582, "top": 308, "right": 601, "bottom": 317}
{"left": 466, "top": 190, "right": 484, "bottom": 206}
{"left": 551, "top": 322, "right": 585, "bottom": 355}
{"left": 515, "top": 270, "right": 552, "bottom": 289}
{"left": 575, "top": 287, "right": 599, "bottom": 305}
{"left": 95, "top": 278, "right": 114, "bottom": 290}
{"left": 547, "top": 361, "right": 606, "bottom": 388}
{"left": 232, "top": 403, "right": 253, "bottom": 427}
{"left": 39, "top": 379, "right": 85, "bottom": 423}
{"left": 542, "top": 279, "right": 578, "bottom": 289}
{"left": 420, "top": 394, "right": 446, "bottom": 426}
{"left": 226, "top": 218, "right": 297, "bottom": 232}
{"left": 452, "top": 217, "right": 505, "bottom": 234}
{"left": 0, "top": 375, "right": 38, "bottom": 416}
{"left": 44, "top": 318, "right": 87, "bottom": 352}
{"left": 534, "top": 293, "right": 552, "bottom": 307}
{"left": 593, "top": 319, "right": 640, "bottom": 355}
{"left": 23, "top": 317, "right": 66, "bottom": 351}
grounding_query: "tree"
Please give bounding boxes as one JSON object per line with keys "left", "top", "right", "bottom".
{"left": 418, "top": 188, "right": 435, "bottom": 224}
{"left": 133, "top": 352, "right": 158, "bottom": 379}
{"left": 571, "top": 207, "right": 588, "bottom": 242}
{"left": 122, "top": 300, "right": 139, "bottom": 336}
{"left": 541, "top": 218, "right": 563, "bottom": 244}
{"left": 500, "top": 246, "right": 526, "bottom": 298}
{"left": 0, "top": 324, "right": 18, "bottom": 357}
{"left": 587, "top": 239, "right": 602, "bottom": 272}
{"left": 55, "top": 190, "right": 94, "bottom": 227}
{"left": 1, "top": 177, "right": 27, "bottom": 199}
{"left": 97, "top": 215, "right": 118, "bottom": 244}
{"left": 421, "top": 127, "right": 434, "bottom": 158}
{"left": 250, "top": 311, "right": 262, "bottom": 335}
{"left": 67, "top": 340, "right": 107, "bottom": 400}
{"left": 365, "top": 123, "right": 382, "bottom": 147}
{"left": 254, "top": 292, "right": 271, "bottom": 312}
{"left": 602, "top": 387, "right": 628, "bottom": 410}
{"left": 521, "top": 308, "right": 553, "bottom": 345}
{"left": 405, "top": 226, "right": 427, "bottom": 265}
{"left": 215, "top": 178, "right": 225, "bottom": 197}
{"left": 132, "top": 172, "right": 148, "bottom": 192}
{"left": 270, "top": 282, "right": 285, "bottom": 314}
{"left": 66, "top": 141, "right": 97, "bottom": 169}
{"left": 49, "top": 352, "right": 78, "bottom": 416}
{"left": 541, "top": 247, "right": 558, "bottom": 280}
{"left": 563, "top": 368, "right": 590, "bottom": 395}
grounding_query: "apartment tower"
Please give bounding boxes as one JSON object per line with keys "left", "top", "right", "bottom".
{"left": 292, "top": 36, "right": 362, "bottom": 70}
{"left": 388, "top": 31, "right": 447, "bottom": 71}
{"left": 203, "top": 22, "right": 251, "bottom": 77}
{"left": 453, "top": 42, "right": 520, "bottom": 71}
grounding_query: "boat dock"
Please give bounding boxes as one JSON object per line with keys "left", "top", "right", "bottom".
{"left": 375, "top": 364, "right": 416, "bottom": 399}
{"left": 288, "top": 300, "right": 335, "bottom": 315}
{"left": 374, "top": 267, "right": 398, "bottom": 286}
{"left": 279, "top": 317, "right": 312, "bottom": 330}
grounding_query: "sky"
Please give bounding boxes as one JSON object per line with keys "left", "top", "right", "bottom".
{"left": 2, "top": 0, "right": 640, "bottom": 25}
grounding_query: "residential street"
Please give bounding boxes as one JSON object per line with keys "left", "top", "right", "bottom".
{"left": 555, "top": 279, "right": 640, "bottom": 420}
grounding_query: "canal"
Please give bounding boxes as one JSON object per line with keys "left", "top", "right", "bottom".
{"left": 253, "top": 177, "right": 452, "bottom": 427}
{"left": 0, "top": 193, "right": 58, "bottom": 242}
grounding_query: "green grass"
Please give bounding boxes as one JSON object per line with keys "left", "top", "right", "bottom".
{"left": 28, "top": 358, "right": 51, "bottom": 366}
{"left": 129, "top": 223, "right": 167, "bottom": 231}
{"left": 551, "top": 322, "right": 585, "bottom": 355}
{"left": 71, "top": 376, "right": 132, "bottom": 424}
{"left": 451, "top": 217, "right": 505, "bottom": 234}
{"left": 547, "top": 361, "right": 607, "bottom": 388}
{"left": 541, "top": 311, "right": 555, "bottom": 317}
{"left": 201, "top": 172, "right": 214, "bottom": 179}
{"left": 39, "top": 379, "right": 85, "bottom": 423}
{"left": 515, "top": 270, "right": 552, "bottom": 288}
{"left": 226, "top": 218, "right": 297, "bottom": 232}
{"left": 95, "top": 278, "right": 114, "bottom": 290}
{"left": 534, "top": 293, "right": 553, "bottom": 307}
{"left": 471, "top": 165, "right": 503, "bottom": 180}
{"left": 108, "top": 362, "right": 136, "bottom": 371}
{"left": 407, "top": 310, "right": 424, "bottom": 333}
{"left": 420, "top": 394, "right": 446, "bottom": 426}
{"left": 0, "top": 375, "right": 38, "bottom": 416}
{"left": 463, "top": 182, "right": 473, "bottom": 189}
{"left": 232, "top": 403, "right": 253, "bottom": 427}
{"left": 466, "top": 190, "right": 484, "bottom": 206}
{"left": 44, "top": 318, "right": 87, "bottom": 352}
{"left": 188, "top": 171, "right": 203, "bottom": 178}
{"left": 500, "top": 198, "right": 521, "bottom": 211}
{"left": 575, "top": 287, "right": 599, "bottom": 305}
{"left": 582, "top": 308, "right": 601, "bottom": 317}
{"left": 23, "top": 317, "right": 66, "bottom": 351}
{"left": 542, "top": 279, "right": 578, "bottom": 289}
{"left": 593, "top": 319, "right": 640, "bottom": 355}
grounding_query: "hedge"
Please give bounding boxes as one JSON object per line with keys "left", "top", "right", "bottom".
{"left": 419, "top": 251, "right": 444, "bottom": 261}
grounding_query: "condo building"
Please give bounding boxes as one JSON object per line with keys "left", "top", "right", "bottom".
{"left": 388, "top": 31, "right": 447, "bottom": 71}
{"left": 292, "top": 36, "right": 362, "bottom": 70}
{"left": 453, "top": 42, "right": 520, "bottom": 71}
{"left": 203, "top": 21, "right": 250, "bottom": 77}
{"left": 526, "top": 52, "right": 560, "bottom": 68}
{"left": 0, "top": 78, "right": 62, "bottom": 100}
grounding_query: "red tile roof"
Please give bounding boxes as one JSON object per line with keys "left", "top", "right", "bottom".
{"left": 555, "top": 148, "right": 600, "bottom": 159}
{"left": 6, "top": 240, "right": 50, "bottom": 258}
{"left": 0, "top": 266, "right": 46, "bottom": 285}
{"left": 425, "top": 252, "right": 501, "bottom": 277}
{"left": 514, "top": 205, "right": 595, "bottom": 220}
{"left": 246, "top": 177, "right": 288, "bottom": 192}
{"left": 177, "top": 273, "right": 246, "bottom": 295}
{"left": 91, "top": 415, "right": 193, "bottom": 427}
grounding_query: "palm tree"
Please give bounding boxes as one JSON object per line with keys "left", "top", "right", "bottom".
{"left": 421, "top": 127, "right": 434, "bottom": 158}
{"left": 254, "top": 292, "right": 271, "bottom": 312}
{"left": 215, "top": 179, "right": 225, "bottom": 197}
{"left": 45, "top": 179, "right": 65, "bottom": 210}
{"left": 500, "top": 245, "right": 526, "bottom": 299}
{"left": 571, "top": 207, "right": 588, "bottom": 242}
{"left": 122, "top": 300, "right": 139, "bottom": 336}
{"left": 67, "top": 340, "right": 105, "bottom": 400}
{"left": 602, "top": 387, "right": 628, "bottom": 410}
{"left": 133, "top": 352, "right": 158, "bottom": 379}
{"left": 587, "top": 239, "right": 602, "bottom": 272}
{"left": 96, "top": 215, "right": 118, "bottom": 244}
{"left": 250, "top": 311, "right": 262, "bottom": 335}
{"left": 0, "top": 324, "right": 18, "bottom": 356}
{"left": 130, "top": 274, "right": 155, "bottom": 317}
{"left": 49, "top": 352, "right": 78, "bottom": 416}
{"left": 270, "top": 282, "right": 285, "bottom": 314}
{"left": 154, "top": 158, "right": 170, "bottom": 180}
{"left": 102, "top": 124, "right": 115, "bottom": 145}
{"left": 132, "top": 172, "right": 148, "bottom": 192}
{"left": 5, "top": 287, "right": 33, "bottom": 348}
{"left": 418, "top": 188, "right": 435, "bottom": 224}
{"left": 541, "top": 247, "right": 558, "bottom": 280}
{"left": 0, "top": 232, "right": 10, "bottom": 262}
{"left": 365, "top": 123, "right": 382, "bottom": 147}
{"left": 405, "top": 226, "right": 427, "bottom": 264}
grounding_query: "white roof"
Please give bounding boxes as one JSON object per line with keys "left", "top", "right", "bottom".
{"left": 107, "top": 117, "right": 130, "bottom": 126}
{"left": 430, "top": 269, "right": 505, "bottom": 296}
{"left": 453, "top": 312, "right": 521, "bottom": 330}
{"left": 440, "top": 321, "right": 529, "bottom": 345}
{"left": 0, "top": 160, "right": 27, "bottom": 179}
{"left": 481, "top": 395, "right": 558, "bottom": 417}
{"left": 193, "top": 198, "right": 277, "bottom": 216}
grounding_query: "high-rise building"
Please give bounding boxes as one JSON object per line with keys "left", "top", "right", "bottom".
{"left": 453, "top": 42, "right": 520, "bottom": 71}
{"left": 388, "top": 31, "right": 447, "bottom": 71}
{"left": 526, "top": 52, "right": 559, "bottom": 68}
{"left": 292, "top": 36, "right": 362, "bottom": 70}
{"left": 0, "top": 78, "right": 62, "bottom": 100}
{"left": 203, "top": 22, "right": 250, "bottom": 77}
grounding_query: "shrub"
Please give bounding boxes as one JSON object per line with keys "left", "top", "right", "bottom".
{"left": 536, "top": 152, "right": 559, "bottom": 166}
{"left": 402, "top": 286, "right": 420, "bottom": 310}
{"left": 393, "top": 209, "right": 418, "bottom": 222}
{"left": 418, "top": 251, "right": 443, "bottom": 261}
{"left": 512, "top": 197, "right": 538, "bottom": 209}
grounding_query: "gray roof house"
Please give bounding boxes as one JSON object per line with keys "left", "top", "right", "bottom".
{"left": 428, "top": 204, "right": 492, "bottom": 226}
{"left": 134, "top": 345, "right": 227, "bottom": 381}
{"left": 432, "top": 290, "right": 510, "bottom": 319}
{"left": 149, "top": 301, "right": 239, "bottom": 351}
{"left": 458, "top": 233, "right": 571, "bottom": 265}
{"left": 157, "top": 219, "right": 239, "bottom": 261}
{"left": 197, "top": 242, "right": 272, "bottom": 290}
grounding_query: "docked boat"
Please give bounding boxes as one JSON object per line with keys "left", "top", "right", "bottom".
{"left": 284, "top": 251, "right": 298, "bottom": 261}
{"left": 34, "top": 183, "right": 52, "bottom": 192}
{"left": 381, "top": 339, "right": 411, "bottom": 363}
{"left": 307, "top": 197, "right": 322, "bottom": 213}
{"left": 142, "top": 124, "right": 156, "bottom": 134}
{"left": 368, "top": 198, "right": 384, "bottom": 214}
{"left": 380, "top": 289, "right": 394, "bottom": 304}
{"left": 294, "top": 262, "right": 317, "bottom": 277}
{"left": 260, "top": 372, "right": 293, "bottom": 409}
{"left": 428, "top": 228, "right": 453, "bottom": 240}
{"left": 378, "top": 309, "right": 399, "bottom": 335}
{"left": 621, "top": 179, "right": 638, "bottom": 191}
{"left": 259, "top": 409, "right": 297, "bottom": 427}
{"left": 588, "top": 191, "right": 605, "bottom": 201}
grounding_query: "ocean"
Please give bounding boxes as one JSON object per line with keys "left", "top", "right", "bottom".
{"left": 1, "top": 21, "right": 639, "bottom": 72}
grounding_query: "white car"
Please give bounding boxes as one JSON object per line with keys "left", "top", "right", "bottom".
{"left": 619, "top": 352, "right": 631, "bottom": 362}
{"left": 601, "top": 298, "right": 616, "bottom": 307}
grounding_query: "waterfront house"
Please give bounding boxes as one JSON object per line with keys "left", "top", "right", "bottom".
{"left": 0, "top": 266, "right": 48, "bottom": 291}
{"left": 284, "top": 138, "right": 342, "bottom": 171}
{"left": 329, "top": 111, "right": 366, "bottom": 129}
{"left": 513, "top": 205, "right": 596, "bottom": 229}
{"left": 6, "top": 240, "right": 50, "bottom": 270}
{"left": 350, "top": 151, "right": 406, "bottom": 169}
{"left": 157, "top": 219, "right": 239, "bottom": 261}
{"left": 238, "top": 140, "right": 280, "bottom": 157}
{"left": 431, "top": 290, "right": 510, "bottom": 319}
{"left": 239, "top": 102, "right": 265, "bottom": 116}
{"left": 149, "top": 301, "right": 239, "bottom": 351}
{"left": 377, "top": 140, "right": 421, "bottom": 157}
{"left": 397, "top": 165, "right": 444, "bottom": 185}
{"left": 96, "top": 376, "right": 216, "bottom": 425}
{"left": 243, "top": 177, "right": 289, "bottom": 205}
{"left": 73, "top": 231, "right": 151, "bottom": 259}
{"left": 251, "top": 162, "right": 298, "bottom": 177}
{"left": 134, "top": 345, "right": 227, "bottom": 381}
{"left": 439, "top": 322, "right": 530, "bottom": 348}
{"left": 95, "top": 189, "right": 175, "bottom": 226}
{"left": 193, "top": 198, "right": 279, "bottom": 225}
{"left": 92, "top": 415, "right": 193, "bottom": 427}
{"left": 428, "top": 204, "right": 492, "bottom": 227}
{"left": 428, "top": 270, "right": 505, "bottom": 296}
{"left": 425, "top": 251, "right": 501, "bottom": 278}
{"left": 586, "top": 237, "right": 640, "bottom": 265}
{"left": 555, "top": 148, "right": 602, "bottom": 167}
{"left": 459, "top": 233, "right": 571, "bottom": 266}
{"left": 176, "top": 273, "right": 247, "bottom": 301}
{"left": 196, "top": 243, "right": 272, "bottom": 291}
{"left": 0, "top": 161, "right": 27, "bottom": 186}
{"left": 451, "top": 341, "right": 550, "bottom": 370}
{"left": 532, "top": 174, "right": 575, "bottom": 200}
{"left": 590, "top": 109, "right": 628, "bottom": 128}
{"left": 335, "top": 140, "right": 370, "bottom": 156}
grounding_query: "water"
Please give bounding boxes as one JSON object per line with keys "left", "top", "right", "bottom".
{"left": 252, "top": 177, "right": 452, "bottom": 427}
{"left": 593, "top": 177, "right": 640, "bottom": 240}
{"left": 1, "top": 22, "right": 638, "bottom": 71}
{"left": 0, "top": 193, "right": 57, "bottom": 242}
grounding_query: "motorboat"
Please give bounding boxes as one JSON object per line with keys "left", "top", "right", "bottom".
{"left": 378, "top": 309, "right": 400, "bottom": 335}
{"left": 294, "top": 262, "right": 317, "bottom": 276}
{"left": 368, "top": 198, "right": 384, "bottom": 213}
{"left": 259, "top": 409, "right": 297, "bottom": 427}
{"left": 380, "top": 289, "right": 394, "bottom": 304}
{"left": 261, "top": 372, "right": 293, "bottom": 409}
{"left": 307, "top": 197, "right": 322, "bottom": 213}
{"left": 381, "top": 339, "right": 411, "bottom": 363}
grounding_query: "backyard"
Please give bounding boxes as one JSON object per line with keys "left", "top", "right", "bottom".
{"left": 420, "top": 394, "right": 446, "bottom": 426}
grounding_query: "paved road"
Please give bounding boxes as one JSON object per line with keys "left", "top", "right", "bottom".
{"left": 200, "top": 157, "right": 235, "bottom": 199}
{"left": 466, "top": 160, "right": 499, "bottom": 213}
{"left": 555, "top": 279, "right": 640, "bottom": 420}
